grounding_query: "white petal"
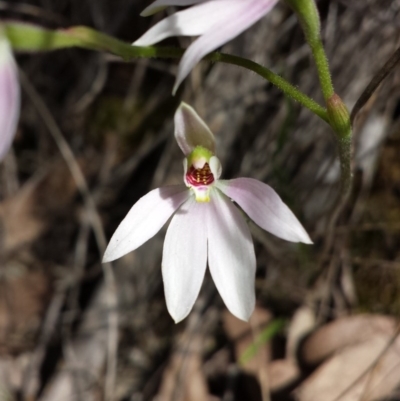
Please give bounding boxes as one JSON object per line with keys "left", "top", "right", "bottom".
{"left": 209, "top": 156, "right": 222, "bottom": 180}
{"left": 141, "top": 0, "right": 206, "bottom": 17}
{"left": 207, "top": 188, "right": 256, "bottom": 321}
{"left": 134, "top": 0, "right": 235, "bottom": 46}
{"left": 103, "top": 185, "right": 189, "bottom": 262}
{"left": 172, "top": 0, "right": 279, "bottom": 93}
{"left": 0, "top": 35, "right": 20, "bottom": 160}
{"left": 217, "top": 178, "right": 313, "bottom": 244}
{"left": 174, "top": 102, "right": 215, "bottom": 155}
{"left": 162, "top": 196, "right": 208, "bottom": 323}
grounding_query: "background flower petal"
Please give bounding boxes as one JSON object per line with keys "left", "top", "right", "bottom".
{"left": 141, "top": 0, "right": 206, "bottom": 17}
{"left": 0, "top": 34, "right": 20, "bottom": 161}
{"left": 134, "top": 0, "right": 233, "bottom": 46}
{"left": 174, "top": 102, "right": 215, "bottom": 155}
{"left": 207, "top": 189, "right": 256, "bottom": 321}
{"left": 103, "top": 185, "right": 189, "bottom": 262}
{"left": 162, "top": 197, "right": 208, "bottom": 323}
{"left": 217, "top": 178, "right": 313, "bottom": 244}
{"left": 172, "top": 0, "right": 279, "bottom": 93}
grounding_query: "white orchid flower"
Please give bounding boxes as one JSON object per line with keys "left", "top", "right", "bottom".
{"left": 133, "top": 0, "right": 279, "bottom": 94}
{"left": 0, "top": 29, "right": 20, "bottom": 160}
{"left": 103, "top": 102, "right": 312, "bottom": 323}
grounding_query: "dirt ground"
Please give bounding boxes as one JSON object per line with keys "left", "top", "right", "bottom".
{"left": 1, "top": 0, "right": 400, "bottom": 400}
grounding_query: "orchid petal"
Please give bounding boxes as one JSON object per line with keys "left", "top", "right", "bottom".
{"left": 0, "top": 34, "right": 20, "bottom": 160}
{"left": 134, "top": 0, "right": 235, "bottom": 46}
{"left": 162, "top": 196, "right": 207, "bottom": 323}
{"left": 141, "top": 0, "right": 206, "bottom": 17}
{"left": 209, "top": 156, "right": 222, "bottom": 180}
{"left": 103, "top": 185, "right": 189, "bottom": 262}
{"left": 172, "top": 0, "right": 279, "bottom": 93}
{"left": 217, "top": 178, "right": 312, "bottom": 244}
{"left": 174, "top": 102, "right": 215, "bottom": 155}
{"left": 207, "top": 188, "right": 256, "bottom": 321}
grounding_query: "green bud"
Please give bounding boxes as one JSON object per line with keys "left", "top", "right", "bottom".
{"left": 327, "top": 94, "right": 351, "bottom": 139}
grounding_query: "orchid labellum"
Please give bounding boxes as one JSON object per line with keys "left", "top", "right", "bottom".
{"left": 103, "top": 103, "right": 312, "bottom": 323}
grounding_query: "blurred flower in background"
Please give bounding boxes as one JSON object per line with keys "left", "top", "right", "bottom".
{"left": 103, "top": 102, "right": 312, "bottom": 323}
{"left": 0, "top": 28, "right": 20, "bottom": 160}
{"left": 133, "top": 0, "right": 279, "bottom": 93}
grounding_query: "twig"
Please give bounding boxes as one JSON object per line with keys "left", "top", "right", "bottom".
{"left": 321, "top": 136, "right": 353, "bottom": 260}
{"left": 351, "top": 46, "right": 400, "bottom": 125}
{"left": 19, "top": 70, "right": 118, "bottom": 401}
{"left": 22, "top": 287, "right": 67, "bottom": 398}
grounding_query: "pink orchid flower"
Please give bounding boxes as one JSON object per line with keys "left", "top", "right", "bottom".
{"left": 133, "top": 0, "right": 279, "bottom": 94}
{"left": 0, "top": 30, "right": 20, "bottom": 160}
{"left": 103, "top": 103, "right": 312, "bottom": 323}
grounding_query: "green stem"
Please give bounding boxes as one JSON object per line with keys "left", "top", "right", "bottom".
{"left": 308, "top": 37, "right": 334, "bottom": 100}
{"left": 285, "top": 0, "right": 334, "bottom": 100}
{"left": 209, "top": 53, "right": 328, "bottom": 122}
{"left": 4, "top": 22, "right": 328, "bottom": 123}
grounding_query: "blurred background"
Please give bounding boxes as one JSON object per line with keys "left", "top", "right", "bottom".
{"left": 1, "top": 0, "right": 400, "bottom": 400}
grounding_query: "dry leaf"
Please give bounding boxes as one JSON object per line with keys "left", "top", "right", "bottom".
{"left": 300, "top": 315, "right": 396, "bottom": 366}
{"left": 0, "top": 266, "right": 50, "bottom": 354}
{"left": 0, "top": 179, "right": 45, "bottom": 252}
{"left": 269, "top": 359, "right": 300, "bottom": 392}
{"left": 296, "top": 333, "right": 400, "bottom": 401}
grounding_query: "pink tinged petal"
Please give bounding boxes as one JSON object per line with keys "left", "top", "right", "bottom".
{"left": 162, "top": 196, "right": 208, "bottom": 323}
{"left": 103, "top": 185, "right": 189, "bottom": 263}
{"left": 207, "top": 188, "right": 256, "bottom": 321}
{"left": 141, "top": 0, "right": 207, "bottom": 17}
{"left": 134, "top": 0, "right": 233, "bottom": 46}
{"left": 174, "top": 102, "right": 215, "bottom": 155}
{"left": 172, "top": 0, "right": 279, "bottom": 93}
{"left": 216, "top": 178, "right": 313, "bottom": 244}
{"left": 0, "top": 35, "right": 20, "bottom": 160}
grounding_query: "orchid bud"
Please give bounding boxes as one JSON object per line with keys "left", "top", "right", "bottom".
{"left": 0, "top": 28, "right": 20, "bottom": 160}
{"left": 327, "top": 94, "right": 351, "bottom": 139}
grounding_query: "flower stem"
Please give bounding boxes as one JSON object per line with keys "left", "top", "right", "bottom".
{"left": 285, "top": 0, "right": 334, "bottom": 100}
{"left": 209, "top": 53, "right": 328, "bottom": 122}
{"left": 351, "top": 45, "right": 400, "bottom": 124}
{"left": 4, "top": 22, "right": 328, "bottom": 123}
{"left": 309, "top": 38, "right": 334, "bottom": 100}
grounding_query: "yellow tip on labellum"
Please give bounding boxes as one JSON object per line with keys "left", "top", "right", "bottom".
{"left": 193, "top": 187, "right": 211, "bottom": 203}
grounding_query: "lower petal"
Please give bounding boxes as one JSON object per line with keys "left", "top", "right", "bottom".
{"left": 162, "top": 196, "right": 208, "bottom": 323}
{"left": 207, "top": 188, "right": 256, "bottom": 321}
{"left": 103, "top": 185, "right": 189, "bottom": 262}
